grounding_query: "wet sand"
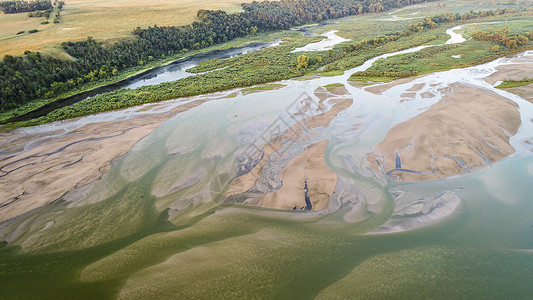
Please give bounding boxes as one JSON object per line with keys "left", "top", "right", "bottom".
{"left": 485, "top": 52, "right": 533, "bottom": 85}
{"left": 367, "top": 83, "right": 520, "bottom": 182}
{"left": 0, "top": 100, "right": 203, "bottom": 223}
{"left": 364, "top": 76, "right": 424, "bottom": 95}
{"left": 504, "top": 84, "right": 533, "bottom": 104}
{"left": 224, "top": 95, "right": 353, "bottom": 211}
{"left": 248, "top": 141, "right": 336, "bottom": 211}
{"left": 485, "top": 52, "right": 533, "bottom": 104}
{"left": 372, "top": 191, "right": 461, "bottom": 234}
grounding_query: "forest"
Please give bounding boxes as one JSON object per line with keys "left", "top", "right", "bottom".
{"left": 0, "top": 0, "right": 51, "bottom": 14}
{"left": 0, "top": 0, "right": 434, "bottom": 112}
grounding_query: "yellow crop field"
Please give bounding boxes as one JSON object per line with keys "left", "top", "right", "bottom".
{"left": 0, "top": 0, "right": 252, "bottom": 57}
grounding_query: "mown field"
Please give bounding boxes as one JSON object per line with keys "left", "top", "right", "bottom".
{"left": 0, "top": 0, "right": 252, "bottom": 57}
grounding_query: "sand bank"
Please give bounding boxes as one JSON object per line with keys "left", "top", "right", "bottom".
{"left": 485, "top": 52, "right": 533, "bottom": 85}
{"left": 371, "top": 191, "right": 461, "bottom": 234}
{"left": 0, "top": 100, "right": 203, "bottom": 223}
{"left": 248, "top": 141, "right": 337, "bottom": 211}
{"left": 367, "top": 83, "right": 520, "bottom": 182}
{"left": 224, "top": 95, "right": 353, "bottom": 211}
{"left": 364, "top": 76, "right": 423, "bottom": 94}
{"left": 503, "top": 84, "right": 533, "bottom": 104}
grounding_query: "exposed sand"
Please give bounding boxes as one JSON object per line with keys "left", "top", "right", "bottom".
{"left": 485, "top": 52, "right": 533, "bottom": 85}
{"left": 250, "top": 141, "right": 337, "bottom": 211}
{"left": 407, "top": 83, "right": 426, "bottom": 92}
{"left": 224, "top": 96, "right": 353, "bottom": 211}
{"left": 400, "top": 92, "right": 416, "bottom": 99}
{"left": 347, "top": 81, "right": 374, "bottom": 88}
{"left": 241, "top": 84, "right": 286, "bottom": 95}
{"left": 0, "top": 100, "right": 203, "bottom": 223}
{"left": 272, "top": 97, "right": 353, "bottom": 143}
{"left": 501, "top": 84, "right": 533, "bottom": 104}
{"left": 484, "top": 52, "right": 533, "bottom": 104}
{"left": 367, "top": 83, "right": 520, "bottom": 182}
{"left": 224, "top": 144, "right": 282, "bottom": 198}
{"left": 325, "top": 85, "right": 349, "bottom": 95}
{"left": 371, "top": 191, "right": 461, "bottom": 234}
{"left": 364, "top": 76, "right": 423, "bottom": 95}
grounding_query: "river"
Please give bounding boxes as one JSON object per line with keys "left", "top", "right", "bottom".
{"left": 2, "top": 39, "right": 282, "bottom": 124}
{"left": 1, "top": 24, "right": 532, "bottom": 298}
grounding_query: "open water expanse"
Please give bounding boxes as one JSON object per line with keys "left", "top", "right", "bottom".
{"left": 0, "top": 24, "right": 532, "bottom": 299}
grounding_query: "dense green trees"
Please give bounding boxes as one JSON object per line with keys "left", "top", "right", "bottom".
{"left": 0, "top": 0, "right": 436, "bottom": 112}
{"left": 0, "top": 0, "right": 51, "bottom": 14}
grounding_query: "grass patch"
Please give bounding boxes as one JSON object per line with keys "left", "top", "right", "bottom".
{"left": 496, "top": 78, "right": 533, "bottom": 89}
{"left": 324, "top": 83, "right": 344, "bottom": 87}
{"left": 348, "top": 75, "right": 398, "bottom": 83}
{"left": 241, "top": 83, "right": 285, "bottom": 92}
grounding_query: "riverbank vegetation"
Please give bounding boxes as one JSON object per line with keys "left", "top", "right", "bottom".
{"left": 0, "top": 0, "right": 435, "bottom": 113}
{"left": 9, "top": 7, "right": 533, "bottom": 127}
{"left": 350, "top": 12, "right": 533, "bottom": 82}
{"left": 2, "top": 2, "right": 533, "bottom": 126}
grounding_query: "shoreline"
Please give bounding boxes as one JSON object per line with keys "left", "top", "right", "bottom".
{"left": 0, "top": 98, "right": 206, "bottom": 223}
{"left": 1, "top": 49, "right": 532, "bottom": 223}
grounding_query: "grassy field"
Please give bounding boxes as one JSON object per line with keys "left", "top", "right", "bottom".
{"left": 326, "top": 0, "right": 533, "bottom": 40}
{"left": 1, "top": 0, "right": 527, "bottom": 58}
{"left": 349, "top": 13, "right": 533, "bottom": 82}
{"left": 0, "top": 0, "right": 254, "bottom": 57}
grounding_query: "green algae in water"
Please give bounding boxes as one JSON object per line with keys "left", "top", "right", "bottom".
{"left": 2, "top": 48, "right": 533, "bottom": 299}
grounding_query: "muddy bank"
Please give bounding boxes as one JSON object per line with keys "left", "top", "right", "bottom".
{"left": 503, "top": 84, "right": 533, "bottom": 104}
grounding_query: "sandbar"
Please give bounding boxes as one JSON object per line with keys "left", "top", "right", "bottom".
{"left": 367, "top": 83, "right": 520, "bottom": 182}
{"left": 0, "top": 100, "right": 203, "bottom": 223}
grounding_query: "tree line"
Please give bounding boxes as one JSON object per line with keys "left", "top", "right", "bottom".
{"left": 0, "top": 0, "right": 51, "bottom": 14}
{"left": 0, "top": 0, "right": 435, "bottom": 111}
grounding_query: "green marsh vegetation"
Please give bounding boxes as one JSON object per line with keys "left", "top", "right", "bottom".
{"left": 496, "top": 77, "right": 533, "bottom": 88}
{"left": 13, "top": 7, "right": 533, "bottom": 127}
{"left": 3, "top": 3, "right": 533, "bottom": 127}
{"left": 349, "top": 11, "right": 533, "bottom": 82}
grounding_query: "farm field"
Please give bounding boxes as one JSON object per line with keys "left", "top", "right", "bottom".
{"left": 0, "top": 0, "right": 252, "bottom": 57}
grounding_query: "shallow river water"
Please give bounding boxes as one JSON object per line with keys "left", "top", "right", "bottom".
{"left": 1, "top": 26, "right": 533, "bottom": 298}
